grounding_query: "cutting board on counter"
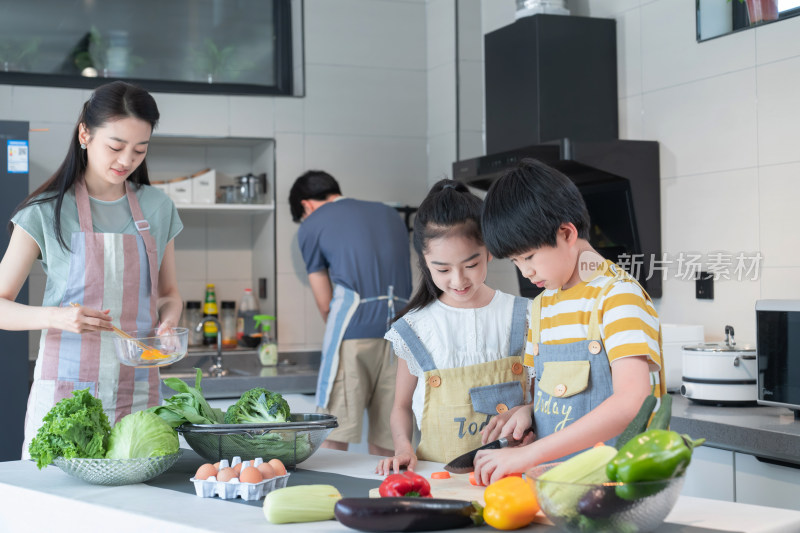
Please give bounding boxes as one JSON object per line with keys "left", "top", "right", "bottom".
{"left": 369, "top": 473, "right": 486, "bottom": 504}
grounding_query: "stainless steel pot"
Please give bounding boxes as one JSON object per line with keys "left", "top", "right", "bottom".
{"left": 680, "top": 325, "right": 757, "bottom": 406}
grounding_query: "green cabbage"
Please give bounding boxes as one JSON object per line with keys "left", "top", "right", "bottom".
{"left": 106, "top": 410, "right": 179, "bottom": 459}
{"left": 28, "top": 388, "right": 111, "bottom": 469}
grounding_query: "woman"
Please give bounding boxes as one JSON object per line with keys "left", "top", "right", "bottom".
{"left": 0, "top": 81, "right": 183, "bottom": 458}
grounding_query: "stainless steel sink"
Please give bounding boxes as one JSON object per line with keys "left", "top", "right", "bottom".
{"left": 159, "top": 348, "right": 320, "bottom": 399}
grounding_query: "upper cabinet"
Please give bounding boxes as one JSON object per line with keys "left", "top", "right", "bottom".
{"left": 0, "top": 0, "right": 304, "bottom": 96}
{"left": 697, "top": 0, "right": 800, "bottom": 42}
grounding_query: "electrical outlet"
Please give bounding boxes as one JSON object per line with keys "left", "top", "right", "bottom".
{"left": 696, "top": 272, "right": 714, "bottom": 300}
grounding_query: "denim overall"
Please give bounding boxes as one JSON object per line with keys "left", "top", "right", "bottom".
{"left": 525, "top": 267, "right": 653, "bottom": 451}
{"left": 392, "top": 296, "right": 529, "bottom": 463}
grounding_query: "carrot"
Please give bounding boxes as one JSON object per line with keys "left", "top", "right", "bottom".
{"left": 430, "top": 471, "right": 450, "bottom": 480}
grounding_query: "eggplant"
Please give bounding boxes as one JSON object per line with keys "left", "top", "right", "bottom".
{"left": 577, "top": 487, "right": 635, "bottom": 518}
{"left": 334, "top": 497, "right": 483, "bottom": 532}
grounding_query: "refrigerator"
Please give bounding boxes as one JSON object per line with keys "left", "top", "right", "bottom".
{"left": 1, "top": 121, "right": 30, "bottom": 461}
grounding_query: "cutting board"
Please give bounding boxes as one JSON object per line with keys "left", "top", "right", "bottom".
{"left": 369, "top": 473, "right": 486, "bottom": 504}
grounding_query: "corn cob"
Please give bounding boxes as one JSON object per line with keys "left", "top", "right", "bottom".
{"left": 263, "top": 484, "right": 342, "bottom": 524}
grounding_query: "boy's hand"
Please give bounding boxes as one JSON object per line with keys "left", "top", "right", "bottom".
{"left": 481, "top": 404, "right": 533, "bottom": 443}
{"left": 473, "top": 446, "right": 532, "bottom": 486}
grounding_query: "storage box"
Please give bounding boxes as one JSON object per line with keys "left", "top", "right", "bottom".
{"left": 191, "top": 168, "right": 216, "bottom": 204}
{"left": 168, "top": 177, "right": 192, "bottom": 204}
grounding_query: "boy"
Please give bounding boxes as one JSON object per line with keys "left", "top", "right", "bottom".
{"left": 474, "top": 158, "right": 665, "bottom": 485}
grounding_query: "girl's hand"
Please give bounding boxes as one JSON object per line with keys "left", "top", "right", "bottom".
{"left": 56, "top": 304, "right": 113, "bottom": 334}
{"left": 375, "top": 451, "right": 417, "bottom": 476}
{"left": 481, "top": 404, "right": 532, "bottom": 443}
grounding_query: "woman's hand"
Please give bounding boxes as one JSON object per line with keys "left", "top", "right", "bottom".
{"left": 375, "top": 451, "right": 417, "bottom": 476}
{"left": 55, "top": 304, "right": 113, "bottom": 334}
{"left": 156, "top": 320, "right": 177, "bottom": 337}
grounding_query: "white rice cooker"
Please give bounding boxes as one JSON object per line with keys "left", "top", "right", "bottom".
{"left": 661, "top": 324, "right": 705, "bottom": 392}
{"left": 680, "top": 325, "right": 757, "bottom": 406}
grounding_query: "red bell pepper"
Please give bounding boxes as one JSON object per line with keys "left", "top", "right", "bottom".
{"left": 378, "top": 471, "right": 432, "bottom": 498}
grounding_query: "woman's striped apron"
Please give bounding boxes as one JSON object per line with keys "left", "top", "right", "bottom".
{"left": 21, "top": 178, "right": 161, "bottom": 458}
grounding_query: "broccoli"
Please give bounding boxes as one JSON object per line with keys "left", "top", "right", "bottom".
{"left": 224, "top": 388, "right": 291, "bottom": 424}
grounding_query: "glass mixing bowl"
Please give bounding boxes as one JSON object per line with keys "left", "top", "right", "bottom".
{"left": 527, "top": 462, "right": 685, "bottom": 533}
{"left": 113, "top": 327, "right": 188, "bottom": 368}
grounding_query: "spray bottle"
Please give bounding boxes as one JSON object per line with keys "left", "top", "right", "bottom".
{"left": 253, "top": 314, "right": 277, "bottom": 366}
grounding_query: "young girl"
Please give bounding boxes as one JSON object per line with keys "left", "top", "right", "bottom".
{"left": 375, "top": 180, "right": 531, "bottom": 475}
{"left": 0, "top": 81, "right": 183, "bottom": 458}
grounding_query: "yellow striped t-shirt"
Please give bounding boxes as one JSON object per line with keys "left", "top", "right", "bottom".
{"left": 525, "top": 261, "right": 665, "bottom": 394}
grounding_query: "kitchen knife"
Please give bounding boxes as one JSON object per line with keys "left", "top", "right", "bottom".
{"left": 443, "top": 429, "right": 532, "bottom": 474}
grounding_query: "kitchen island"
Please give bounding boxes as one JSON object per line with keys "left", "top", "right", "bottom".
{"left": 2, "top": 448, "right": 800, "bottom": 533}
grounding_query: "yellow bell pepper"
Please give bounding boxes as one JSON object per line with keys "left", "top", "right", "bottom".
{"left": 483, "top": 475, "right": 540, "bottom": 530}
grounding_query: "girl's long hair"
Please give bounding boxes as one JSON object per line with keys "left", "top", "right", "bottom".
{"left": 8, "top": 81, "right": 160, "bottom": 250}
{"left": 395, "top": 179, "right": 484, "bottom": 320}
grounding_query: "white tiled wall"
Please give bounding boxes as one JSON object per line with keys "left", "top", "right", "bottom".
{"left": 9, "top": 0, "right": 799, "bottom": 355}
{"left": 276, "top": 0, "right": 428, "bottom": 350}
{"left": 7, "top": 0, "right": 429, "bottom": 357}
{"left": 475, "top": 0, "right": 800, "bottom": 342}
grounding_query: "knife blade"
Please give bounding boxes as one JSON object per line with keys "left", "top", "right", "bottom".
{"left": 443, "top": 429, "right": 532, "bottom": 474}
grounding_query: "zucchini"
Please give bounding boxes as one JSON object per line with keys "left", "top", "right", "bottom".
{"left": 615, "top": 394, "right": 657, "bottom": 450}
{"left": 334, "top": 497, "right": 483, "bottom": 532}
{"left": 648, "top": 393, "right": 673, "bottom": 430}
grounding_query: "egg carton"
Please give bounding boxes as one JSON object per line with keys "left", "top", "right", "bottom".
{"left": 190, "top": 456, "right": 290, "bottom": 501}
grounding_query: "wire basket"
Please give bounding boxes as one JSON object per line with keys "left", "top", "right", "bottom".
{"left": 53, "top": 451, "right": 182, "bottom": 486}
{"left": 177, "top": 413, "right": 337, "bottom": 467}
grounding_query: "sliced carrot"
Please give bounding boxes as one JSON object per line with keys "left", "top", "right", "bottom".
{"left": 430, "top": 471, "right": 450, "bottom": 480}
{"left": 469, "top": 471, "right": 478, "bottom": 486}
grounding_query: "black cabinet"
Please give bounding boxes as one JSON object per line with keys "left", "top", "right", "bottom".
{"left": 485, "top": 14, "right": 618, "bottom": 154}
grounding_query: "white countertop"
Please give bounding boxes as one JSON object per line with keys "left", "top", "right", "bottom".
{"left": 2, "top": 448, "right": 800, "bottom": 533}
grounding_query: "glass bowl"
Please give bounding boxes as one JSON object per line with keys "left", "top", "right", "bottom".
{"left": 527, "top": 462, "right": 685, "bottom": 533}
{"left": 53, "top": 451, "right": 182, "bottom": 486}
{"left": 177, "top": 413, "right": 338, "bottom": 467}
{"left": 113, "top": 327, "right": 188, "bottom": 368}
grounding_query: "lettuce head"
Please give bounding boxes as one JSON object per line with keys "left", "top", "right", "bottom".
{"left": 106, "top": 410, "right": 179, "bottom": 459}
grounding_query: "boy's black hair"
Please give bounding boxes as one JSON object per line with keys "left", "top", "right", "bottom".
{"left": 481, "top": 158, "right": 590, "bottom": 258}
{"left": 395, "top": 179, "right": 484, "bottom": 319}
{"left": 289, "top": 170, "right": 343, "bottom": 223}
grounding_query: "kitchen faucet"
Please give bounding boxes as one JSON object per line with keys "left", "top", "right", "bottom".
{"left": 195, "top": 317, "right": 227, "bottom": 377}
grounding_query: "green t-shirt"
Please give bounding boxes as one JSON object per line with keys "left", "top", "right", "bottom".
{"left": 11, "top": 184, "right": 183, "bottom": 307}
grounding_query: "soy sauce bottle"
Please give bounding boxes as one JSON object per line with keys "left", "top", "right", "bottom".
{"left": 202, "top": 283, "right": 219, "bottom": 345}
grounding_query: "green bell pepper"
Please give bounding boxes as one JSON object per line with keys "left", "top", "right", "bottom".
{"left": 607, "top": 429, "right": 705, "bottom": 501}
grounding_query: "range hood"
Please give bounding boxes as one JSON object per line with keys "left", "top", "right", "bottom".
{"left": 453, "top": 138, "right": 661, "bottom": 298}
{"left": 453, "top": 14, "right": 662, "bottom": 298}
